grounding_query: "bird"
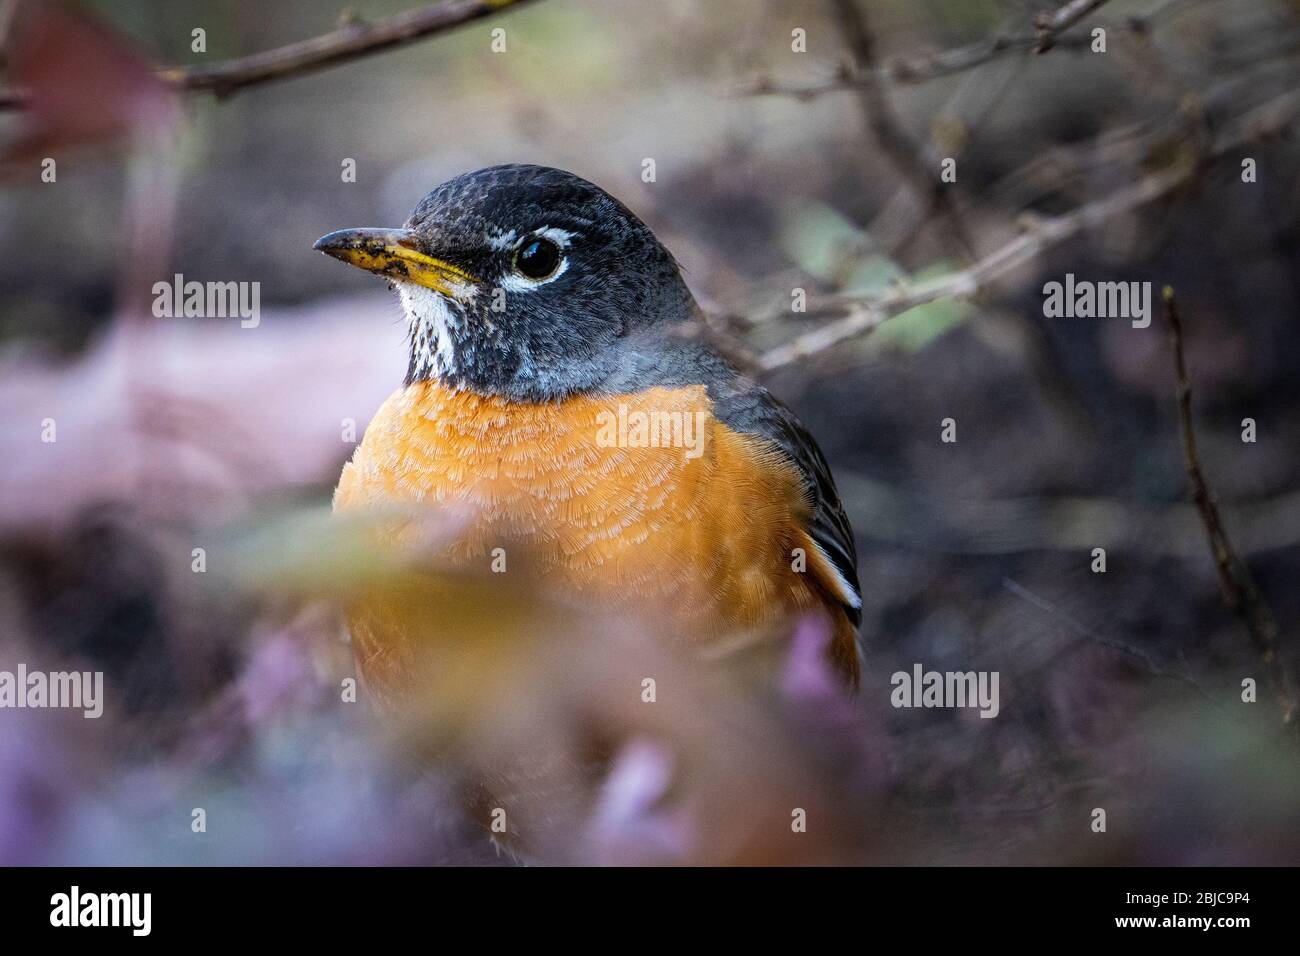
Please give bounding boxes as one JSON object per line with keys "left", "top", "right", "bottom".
{"left": 314, "top": 164, "right": 862, "bottom": 697}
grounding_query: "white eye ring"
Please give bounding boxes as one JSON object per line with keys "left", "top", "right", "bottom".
{"left": 500, "top": 227, "right": 574, "bottom": 291}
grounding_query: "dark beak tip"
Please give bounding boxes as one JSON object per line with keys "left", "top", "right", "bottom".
{"left": 314, "top": 231, "right": 346, "bottom": 254}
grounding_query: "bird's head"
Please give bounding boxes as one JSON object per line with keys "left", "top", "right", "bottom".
{"left": 314, "top": 164, "right": 696, "bottom": 400}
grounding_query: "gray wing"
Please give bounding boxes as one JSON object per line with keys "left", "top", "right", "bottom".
{"left": 712, "top": 379, "right": 863, "bottom": 627}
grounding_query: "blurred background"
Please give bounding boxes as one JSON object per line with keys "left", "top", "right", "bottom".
{"left": 1, "top": 0, "right": 1298, "bottom": 865}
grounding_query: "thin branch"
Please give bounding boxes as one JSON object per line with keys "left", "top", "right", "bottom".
{"left": 984, "top": 52, "right": 1299, "bottom": 213}
{"left": 740, "top": 33, "right": 1089, "bottom": 99}
{"left": 828, "top": 0, "right": 977, "bottom": 258}
{"left": 1033, "top": 0, "right": 1109, "bottom": 52}
{"left": 1165, "top": 290, "right": 1242, "bottom": 606}
{"left": 740, "top": 0, "right": 1212, "bottom": 98}
{"left": 868, "top": 32, "right": 1031, "bottom": 259}
{"left": 0, "top": 0, "right": 536, "bottom": 107}
{"left": 1001, "top": 577, "right": 1207, "bottom": 694}
{"left": 1162, "top": 288, "right": 1298, "bottom": 729}
{"left": 756, "top": 166, "right": 1182, "bottom": 371}
{"left": 834, "top": 471, "right": 1300, "bottom": 558}
{"left": 755, "top": 87, "right": 1300, "bottom": 372}
{"left": 165, "top": 0, "right": 537, "bottom": 96}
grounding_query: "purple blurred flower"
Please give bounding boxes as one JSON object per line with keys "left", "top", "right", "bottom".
{"left": 239, "top": 634, "right": 317, "bottom": 724}
{"left": 586, "top": 736, "right": 694, "bottom": 865}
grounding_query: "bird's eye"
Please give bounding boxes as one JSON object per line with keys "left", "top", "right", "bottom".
{"left": 513, "top": 237, "right": 562, "bottom": 280}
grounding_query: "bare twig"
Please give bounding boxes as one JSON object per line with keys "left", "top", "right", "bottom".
{"left": 740, "top": 0, "right": 1213, "bottom": 98}
{"left": 1162, "top": 288, "right": 1298, "bottom": 728}
{"left": 835, "top": 471, "right": 1300, "bottom": 558}
{"left": 828, "top": 0, "right": 977, "bottom": 258}
{"left": 1001, "top": 577, "right": 1207, "bottom": 694}
{"left": 0, "top": 0, "right": 17, "bottom": 54}
{"left": 755, "top": 88, "right": 1300, "bottom": 372}
{"left": 165, "top": 0, "right": 536, "bottom": 96}
{"left": 870, "top": 35, "right": 1031, "bottom": 259}
{"left": 0, "top": 0, "right": 536, "bottom": 107}
{"left": 1033, "top": 0, "right": 1109, "bottom": 52}
{"left": 984, "top": 51, "right": 1299, "bottom": 213}
{"left": 756, "top": 164, "right": 1185, "bottom": 371}
{"left": 741, "top": 33, "right": 1089, "bottom": 99}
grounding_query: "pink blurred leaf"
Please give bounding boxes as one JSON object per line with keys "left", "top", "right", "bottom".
{"left": 587, "top": 737, "right": 694, "bottom": 864}
{"left": 2, "top": 0, "right": 178, "bottom": 165}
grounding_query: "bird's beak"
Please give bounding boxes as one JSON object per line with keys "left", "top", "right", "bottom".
{"left": 313, "top": 228, "right": 478, "bottom": 299}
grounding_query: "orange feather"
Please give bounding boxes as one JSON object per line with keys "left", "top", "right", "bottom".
{"left": 335, "top": 381, "right": 859, "bottom": 687}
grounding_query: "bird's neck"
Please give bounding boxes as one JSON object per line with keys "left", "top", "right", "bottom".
{"left": 396, "top": 280, "right": 706, "bottom": 402}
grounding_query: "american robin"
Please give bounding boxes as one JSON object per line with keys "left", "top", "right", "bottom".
{"left": 315, "top": 165, "right": 862, "bottom": 693}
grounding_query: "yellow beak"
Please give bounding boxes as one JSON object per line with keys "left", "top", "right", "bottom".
{"left": 313, "top": 228, "right": 478, "bottom": 299}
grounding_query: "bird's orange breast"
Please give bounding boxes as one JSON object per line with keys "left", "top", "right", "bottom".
{"left": 334, "top": 381, "right": 856, "bottom": 680}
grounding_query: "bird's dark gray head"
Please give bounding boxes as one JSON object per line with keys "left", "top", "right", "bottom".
{"left": 314, "top": 164, "right": 698, "bottom": 400}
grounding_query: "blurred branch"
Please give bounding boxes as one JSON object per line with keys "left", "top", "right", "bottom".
{"left": 1001, "top": 578, "right": 1206, "bottom": 693}
{"left": 837, "top": 472, "right": 1300, "bottom": 558}
{"left": 741, "top": 0, "right": 1207, "bottom": 98}
{"left": 742, "top": 33, "right": 1088, "bottom": 98}
{"left": 755, "top": 87, "right": 1300, "bottom": 372}
{"left": 1161, "top": 288, "right": 1299, "bottom": 729}
{"left": 164, "top": 0, "right": 537, "bottom": 96}
{"left": 0, "top": 0, "right": 16, "bottom": 58}
{"left": 828, "top": 0, "right": 976, "bottom": 258}
{"left": 0, "top": 0, "right": 537, "bottom": 106}
{"left": 986, "top": 52, "right": 1299, "bottom": 209}
{"left": 1033, "top": 0, "right": 1109, "bottom": 52}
